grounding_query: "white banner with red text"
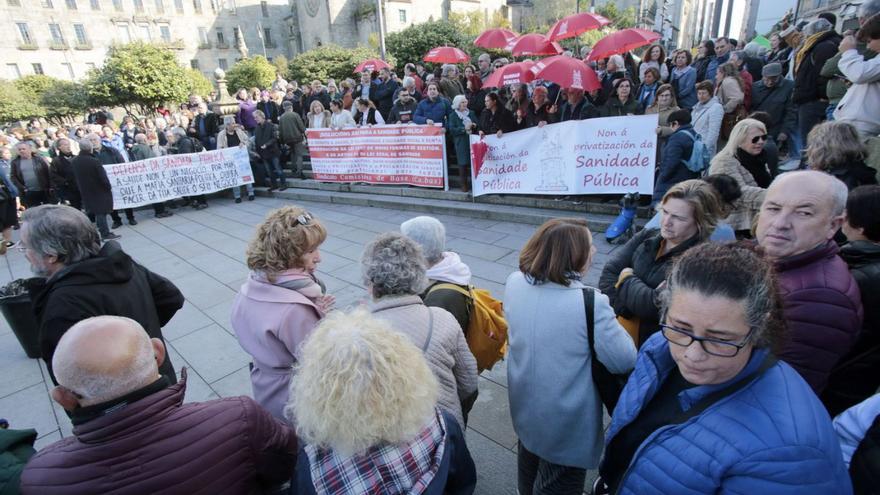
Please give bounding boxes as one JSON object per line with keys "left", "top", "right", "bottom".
{"left": 469, "top": 115, "right": 657, "bottom": 197}
{"left": 306, "top": 124, "right": 447, "bottom": 189}
{"left": 104, "top": 146, "right": 254, "bottom": 209}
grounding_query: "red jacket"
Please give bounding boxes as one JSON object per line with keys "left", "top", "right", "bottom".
{"left": 21, "top": 370, "right": 298, "bottom": 494}
{"left": 775, "top": 241, "right": 863, "bottom": 393}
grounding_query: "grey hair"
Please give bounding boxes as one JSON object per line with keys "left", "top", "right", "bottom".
{"left": 21, "top": 205, "right": 101, "bottom": 265}
{"left": 134, "top": 133, "right": 147, "bottom": 144}
{"left": 53, "top": 316, "right": 158, "bottom": 407}
{"left": 400, "top": 216, "right": 446, "bottom": 265}
{"left": 282, "top": 100, "right": 293, "bottom": 110}
{"left": 860, "top": 0, "right": 880, "bottom": 19}
{"left": 744, "top": 42, "right": 768, "bottom": 58}
{"left": 441, "top": 64, "right": 455, "bottom": 77}
{"left": 402, "top": 76, "right": 415, "bottom": 89}
{"left": 658, "top": 243, "right": 784, "bottom": 350}
{"left": 803, "top": 18, "right": 832, "bottom": 36}
{"left": 171, "top": 126, "right": 187, "bottom": 138}
{"left": 730, "top": 50, "right": 746, "bottom": 62}
{"left": 478, "top": 53, "right": 491, "bottom": 63}
{"left": 54, "top": 137, "right": 69, "bottom": 149}
{"left": 253, "top": 109, "right": 266, "bottom": 119}
{"left": 608, "top": 54, "right": 625, "bottom": 70}
{"left": 77, "top": 138, "right": 93, "bottom": 153}
{"left": 361, "top": 232, "right": 428, "bottom": 299}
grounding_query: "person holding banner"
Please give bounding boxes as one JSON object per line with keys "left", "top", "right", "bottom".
{"left": 448, "top": 95, "right": 478, "bottom": 193}
{"left": 354, "top": 98, "right": 386, "bottom": 126}
{"left": 254, "top": 110, "right": 287, "bottom": 192}
{"left": 413, "top": 82, "right": 451, "bottom": 126}
{"left": 526, "top": 86, "right": 556, "bottom": 128}
{"left": 479, "top": 93, "right": 517, "bottom": 137}
{"left": 558, "top": 88, "right": 600, "bottom": 122}
{"left": 601, "top": 78, "right": 641, "bottom": 118}
{"left": 88, "top": 133, "right": 138, "bottom": 226}
{"left": 217, "top": 117, "right": 255, "bottom": 203}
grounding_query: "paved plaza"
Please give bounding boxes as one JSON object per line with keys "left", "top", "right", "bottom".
{"left": 0, "top": 195, "right": 621, "bottom": 493}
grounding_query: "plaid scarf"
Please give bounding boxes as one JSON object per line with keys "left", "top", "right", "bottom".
{"left": 306, "top": 409, "right": 447, "bottom": 495}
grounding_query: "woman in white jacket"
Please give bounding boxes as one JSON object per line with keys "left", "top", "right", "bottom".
{"left": 833, "top": 21, "right": 880, "bottom": 140}
{"left": 329, "top": 100, "right": 356, "bottom": 129}
{"left": 691, "top": 80, "right": 725, "bottom": 155}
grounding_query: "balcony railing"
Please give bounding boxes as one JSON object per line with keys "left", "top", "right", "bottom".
{"left": 17, "top": 41, "right": 39, "bottom": 50}
{"left": 198, "top": 40, "right": 212, "bottom": 48}
{"left": 74, "top": 41, "right": 93, "bottom": 49}
{"left": 49, "top": 41, "right": 69, "bottom": 50}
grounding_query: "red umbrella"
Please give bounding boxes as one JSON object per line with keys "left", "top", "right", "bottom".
{"left": 505, "top": 34, "right": 563, "bottom": 57}
{"left": 354, "top": 58, "right": 391, "bottom": 73}
{"left": 546, "top": 13, "right": 611, "bottom": 41}
{"left": 533, "top": 56, "right": 601, "bottom": 91}
{"left": 482, "top": 61, "right": 536, "bottom": 88}
{"left": 474, "top": 28, "right": 518, "bottom": 49}
{"left": 587, "top": 28, "right": 661, "bottom": 61}
{"left": 423, "top": 46, "right": 470, "bottom": 64}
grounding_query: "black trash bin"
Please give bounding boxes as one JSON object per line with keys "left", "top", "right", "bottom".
{"left": 0, "top": 279, "right": 42, "bottom": 359}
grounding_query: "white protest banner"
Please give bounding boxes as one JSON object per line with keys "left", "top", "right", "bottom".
{"left": 306, "top": 124, "right": 447, "bottom": 188}
{"left": 104, "top": 146, "right": 253, "bottom": 209}
{"left": 470, "top": 114, "right": 657, "bottom": 197}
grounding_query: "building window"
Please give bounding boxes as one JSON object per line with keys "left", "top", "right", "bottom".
{"left": 398, "top": 9, "right": 406, "bottom": 23}
{"left": 260, "top": 0, "right": 267, "bottom": 16}
{"left": 159, "top": 25, "right": 171, "bottom": 41}
{"left": 173, "top": 0, "right": 182, "bottom": 13}
{"left": 139, "top": 24, "right": 151, "bottom": 40}
{"left": 41, "top": 0, "right": 54, "bottom": 8}
{"left": 192, "top": 0, "right": 201, "bottom": 13}
{"left": 133, "top": 0, "right": 143, "bottom": 12}
{"left": 116, "top": 23, "right": 131, "bottom": 43}
{"left": 190, "top": 59, "right": 199, "bottom": 69}
{"left": 263, "top": 27, "right": 272, "bottom": 45}
{"left": 90, "top": 0, "right": 99, "bottom": 9}
{"left": 62, "top": 62, "right": 75, "bottom": 78}
{"left": 66, "top": 0, "right": 77, "bottom": 8}
{"left": 6, "top": 63, "right": 21, "bottom": 79}
{"left": 216, "top": 28, "right": 225, "bottom": 44}
{"left": 74, "top": 23, "right": 88, "bottom": 44}
{"left": 218, "top": 58, "right": 227, "bottom": 70}
{"left": 154, "top": 0, "right": 162, "bottom": 12}
{"left": 49, "top": 23, "right": 65, "bottom": 44}
{"left": 7, "top": 0, "right": 22, "bottom": 6}
{"left": 32, "top": 63, "right": 44, "bottom": 75}
{"left": 232, "top": 26, "right": 240, "bottom": 45}
{"left": 16, "top": 23, "right": 34, "bottom": 45}
{"left": 112, "top": 0, "right": 122, "bottom": 10}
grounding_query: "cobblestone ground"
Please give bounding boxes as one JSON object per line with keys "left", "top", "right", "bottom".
{"left": 0, "top": 195, "right": 621, "bottom": 494}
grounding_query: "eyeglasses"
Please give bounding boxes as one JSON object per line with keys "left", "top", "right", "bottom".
{"left": 16, "top": 245, "right": 27, "bottom": 253}
{"left": 751, "top": 134, "right": 768, "bottom": 144}
{"left": 294, "top": 212, "right": 312, "bottom": 226}
{"left": 660, "top": 323, "right": 754, "bottom": 357}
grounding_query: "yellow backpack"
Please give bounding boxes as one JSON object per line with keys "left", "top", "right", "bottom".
{"left": 428, "top": 283, "right": 509, "bottom": 372}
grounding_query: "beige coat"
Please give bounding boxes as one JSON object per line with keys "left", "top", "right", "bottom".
{"left": 307, "top": 111, "right": 331, "bottom": 129}
{"left": 370, "top": 295, "right": 478, "bottom": 427}
{"left": 715, "top": 77, "right": 745, "bottom": 113}
{"left": 708, "top": 153, "right": 766, "bottom": 231}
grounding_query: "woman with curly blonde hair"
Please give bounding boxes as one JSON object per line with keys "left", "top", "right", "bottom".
{"left": 287, "top": 308, "right": 477, "bottom": 494}
{"left": 231, "top": 205, "right": 333, "bottom": 421}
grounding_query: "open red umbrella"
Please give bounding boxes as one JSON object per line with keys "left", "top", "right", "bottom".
{"left": 532, "top": 56, "right": 601, "bottom": 91}
{"left": 482, "top": 61, "right": 536, "bottom": 88}
{"left": 505, "top": 34, "right": 563, "bottom": 57}
{"left": 354, "top": 58, "right": 391, "bottom": 73}
{"left": 546, "top": 12, "right": 611, "bottom": 41}
{"left": 587, "top": 28, "right": 661, "bottom": 61}
{"left": 423, "top": 46, "right": 470, "bottom": 64}
{"left": 474, "top": 28, "right": 518, "bottom": 49}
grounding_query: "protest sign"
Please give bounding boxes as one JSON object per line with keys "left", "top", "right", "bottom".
{"left": 306, "top": 124, "right": 447, "bottom": 188}
{"left": 104, "top": 146, "right": 253, "bottom": 209}
{"left": 470, "top": 115, "right": 657, "bottom": 197}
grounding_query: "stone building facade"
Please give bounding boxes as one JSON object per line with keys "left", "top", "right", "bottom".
{"left": 1, "top": 0, "right": 292, "bottom": 81}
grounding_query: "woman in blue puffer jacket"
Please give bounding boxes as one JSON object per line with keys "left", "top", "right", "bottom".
{"left": 595, "top": 242, "right": 852, "bottom": 495}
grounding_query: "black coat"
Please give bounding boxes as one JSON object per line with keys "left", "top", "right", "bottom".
{"left": 599, "top": 228, "right": 703, "bottom": 345}
{"left": 422, "top": 281, "right": 470, "bottom": 337}
{"left": 253, "top": 121, "right": 280, "bottom": 158}
{"left": 478, "top": 107, "right": 517, "bottom": 134}
{"left": 72, "top": 151, "right": 113, "bottom": 214}
{"left": 95, "top": 146, "right": 126, "bottom": 166}
{"left": 821, "top": 241, "right": 880, "bottom": 416}
{"left": 751, "top": 78, "right": 797, "bottom": 138}
{"left": 257, "top": 101, "right": 280, "bottom": 124}
{"left": 191, "top": 112, "right": 220, "bottom": 139}
{"left": 29, "top": 241, "right": 184, "bottom": 385}
{"left": 372, "top": 78, "right": 399, "bottom": 119}
{"left": 827, "top": 161, "right": 879, "bottom": 191}
{"left": 793, "top": 31, "right": 841, "bottom": 104}
{"left": 848, "top": 399, "right": 880, "bottom": 494}
{"left": 10, "top": 155, "right": 51, "bottom": 193}
{"left": 354, "top": 107, "right": 381, "bottom": 126}
{"left": 50, "top": 153, "right": 79, "bottom": 194}
{"left": 559, "top": 98, "right": 600, "bottom": 121}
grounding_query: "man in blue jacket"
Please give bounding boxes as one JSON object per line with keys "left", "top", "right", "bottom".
{"left": 653, "top": 109, "right": 701, "bottom": 201}
{"left": 413, "top": 82, "right": 451, "bottom": 126}
{"left": 705, "top": 37, "right": 731, "bottom": 84}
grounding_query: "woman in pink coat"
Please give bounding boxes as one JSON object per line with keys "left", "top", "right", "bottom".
{"left": 231, "top": 206, "right": 334, "bottom": 421}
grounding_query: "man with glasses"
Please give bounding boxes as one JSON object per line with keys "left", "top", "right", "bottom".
{"left": 751, "top": 63, "right": 796, "bottom": 154}
{"left": 755, "top": 170, "right": 863, "bottom": 393}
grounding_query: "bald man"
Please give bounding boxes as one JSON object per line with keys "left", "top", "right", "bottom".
{"left": 756, "top": 171, "right": 863, "bottom": 394}
{"left": 21, "top": 316, "right": 298, "bottom": 495}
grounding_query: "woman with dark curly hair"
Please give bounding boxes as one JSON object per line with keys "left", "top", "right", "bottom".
{"left": 231, "top": 205, "right": 333, "bottom": 421}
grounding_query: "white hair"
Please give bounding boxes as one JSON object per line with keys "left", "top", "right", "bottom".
{"left": 402, "top": 76, "right": 415, "bottom": 89}
{"left": 608, "top": 54, "right": 625, "bottom": 70}
{"left": 53, "top": 316, "right": 158, "bottom": 407}
{"left": 451, "top": 94, "right": 468, "bottom": 112}
{"left": 400, "top": 216, "right": 446, "bottom": 265}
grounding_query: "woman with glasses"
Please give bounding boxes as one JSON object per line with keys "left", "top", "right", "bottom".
{"left": 600, "top": 180, "right": 725, "bottom": 346}
{"left": 708, "top": 118, "right": 771, "bottom": 235}
{"left": 594, "top": 243, "right": 852, "bottom": 495}
{"left": 230, "top": 206, "right": 335, "bottom": 422}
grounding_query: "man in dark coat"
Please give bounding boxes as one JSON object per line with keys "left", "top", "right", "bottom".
{"left": 188, "top": 102, "right": 220, "bottom": 150}
{"left": 169, "top": 128, "right": 209, "bottom": 209}
{"left": 305, "top": 80, "right": 332, "bottom": 115}
{"left": 87, "top": 133, "right": 136, "bottom": 227}
{"left": 10, "top": 142, "right": 52, "bottom": 207}
{"left": 254, "top": 109, "right": 286, "bottom": 191}
{"left": 755, "top": 171, "right": 862, "bottom": 394}
{"left": 387, "top": 89, "right": 419, "bottom": 124}
{"left": 792, "top": 19, "right": 842, "bottom": 142}
{"left": 278, "top": 101, "right": 307, "bottom": 178}
{"left": 751, "top": 63, "right": 797, "bottom": 145}
{"left": 20, "top": 315, "right": 297, "bottom": 495}
{"left": 653, "top": 110, "right": 701, "bottom": 201}
{"left": 558, "top": 88, "right": 600, "bottom": 121}
{"left": 49, "top": 138, "right": 81, "bottom": 210}
{"left": 20, "top": 205, "right": 184, "bottom": 386}
{"left": 71, "top": 139, "right": 118, "bottom": 240}
{"left": 372, "top": 68, "right": 400, "bottom": 121}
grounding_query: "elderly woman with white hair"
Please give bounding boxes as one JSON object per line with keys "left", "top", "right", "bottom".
{"left": 447, "top": 95, "right": 478, "bottom": 192}
{"left": 362, "top": 232, "right": 478, "bottom": 428}
{"left": 286, "top": 308, "right": 477, "bottom": 494}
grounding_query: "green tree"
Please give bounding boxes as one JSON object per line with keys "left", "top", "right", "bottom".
{"left": 596, "top": 2, "right": 636, "bottom": 29}
{"left": 84, "top": 41, "right": 191, "bottom": 115}
{"left": 40, "top": 80, "right": 90, "bottom": 123}
{"left": 184, "top": 68, "right": 214, "bottom": 98}
{"left": 224, "top": 55, "right": 276, "bottom": 94}
{"left": 0, "top": 80, "right": 44, "bottom": 123}
{"left": 287, "top": 44, "right": 393, "bottom": 83}
{"left": 271, "top": 55, "right": 289, "bottom": 79}
{"left": 385, "top": 20, "right": 465, "bottom": 67}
